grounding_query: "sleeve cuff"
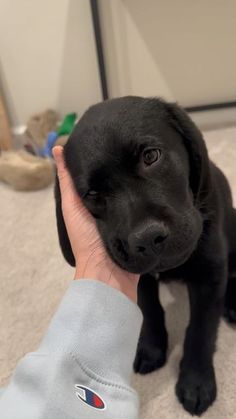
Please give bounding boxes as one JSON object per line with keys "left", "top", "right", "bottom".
{"left": 40, "top": 280, "right": 142, "bottom": 386}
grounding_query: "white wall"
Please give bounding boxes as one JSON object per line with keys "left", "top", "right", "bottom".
{"left": 0, "top": 0, "right": 101, "bottom": 127}
{"left": 99, "top": 0, "right": 236, "bottom": 107}
{"left": 1, "top": 0, "right": 236, "bottom": 128}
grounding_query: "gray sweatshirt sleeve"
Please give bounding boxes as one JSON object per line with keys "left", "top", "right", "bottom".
{"left": 0, "top": 279, "right": 142, "bottom": 419}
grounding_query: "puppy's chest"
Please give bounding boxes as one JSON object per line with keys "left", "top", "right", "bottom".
{"left": 156, "top": 268, "right": 188, "bottom": 283}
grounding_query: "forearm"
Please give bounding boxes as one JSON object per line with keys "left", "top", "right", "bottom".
{"left": 0, "top": 280, "right": 142, "bottom": 419}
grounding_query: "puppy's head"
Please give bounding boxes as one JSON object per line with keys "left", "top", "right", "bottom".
{"left": 58, "top": 96, "right": 210, "bottom": 274}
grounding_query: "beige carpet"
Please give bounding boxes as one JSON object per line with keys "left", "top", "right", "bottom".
{"left": 1, "top": 127, "right": 236, "bottom": 418}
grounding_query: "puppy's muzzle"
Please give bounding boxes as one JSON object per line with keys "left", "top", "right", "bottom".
{"left": 128, "top": 221, "right": 169, "bottom": 257}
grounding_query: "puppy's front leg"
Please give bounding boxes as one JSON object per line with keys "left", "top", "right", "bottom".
{"left": 134, "top": 273, "right": 168, "bottom": 374}
{"left": 176, "top": 264, "right": 226, "bottom": 416}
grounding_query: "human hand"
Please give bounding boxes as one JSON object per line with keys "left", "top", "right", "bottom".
{"left": 53, "top": 146, "right": 139, "bottom": 302}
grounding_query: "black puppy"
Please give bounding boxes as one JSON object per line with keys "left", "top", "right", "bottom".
{"left": 55, "top": 97, "right": 236, "bottom": 416}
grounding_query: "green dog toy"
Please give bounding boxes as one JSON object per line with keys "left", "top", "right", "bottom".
{"left": 41, "top": 112, "right": 77, "bottom": 157}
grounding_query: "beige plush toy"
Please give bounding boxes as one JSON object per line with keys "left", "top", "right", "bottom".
{"left": 26, "top": 109, "right": 58, "bottom": 147}
{"left": 0, "top": 150, "right": 54, "bottom": 191}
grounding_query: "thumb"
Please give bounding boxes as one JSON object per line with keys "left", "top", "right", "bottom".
{"left": 53, "top": 145, "right": 68, "bottom": 178}
{"left": 52, "top": 145, "right": 79, "bottom": 204}
{"left": 53, "top": 145, "right": 97, "bottom": 233}
{"left": 53, "top": 145, "right": 73, "bottom": 189}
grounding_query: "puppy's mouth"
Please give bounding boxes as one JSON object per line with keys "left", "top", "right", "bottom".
{"left": 105, "top": 239, "right": 194, "bottom": 274}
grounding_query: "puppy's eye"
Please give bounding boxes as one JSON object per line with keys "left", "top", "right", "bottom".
{"left": 142, "top": 148, "right": 161, "bottom": 165}
{"left": 86, "top": 190, "right": 98, "bottom": 197}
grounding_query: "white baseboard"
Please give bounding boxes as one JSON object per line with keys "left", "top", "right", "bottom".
{"left": 12, "top": 125, "right": 26, "bottom": 136}
{"left": 188, "top": 108, "right": 236, "bottom": 131}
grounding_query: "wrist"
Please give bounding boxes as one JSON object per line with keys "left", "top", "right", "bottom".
{"left": 74, "top": 258, "right": 139, "bottom": 303}
{"left": 74, "top": 254, "right": 114, "bottom": 282}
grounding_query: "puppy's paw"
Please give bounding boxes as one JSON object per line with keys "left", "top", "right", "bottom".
{"left": 176, "top": 368, "right": 217, "bottom": 416}
{"left": 134, "top": 341, "right": 167, "bottom": 375}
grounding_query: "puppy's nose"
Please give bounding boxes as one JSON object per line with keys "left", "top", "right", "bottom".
{"left": 128, "top": 222, "right": 169, "bottom": 255}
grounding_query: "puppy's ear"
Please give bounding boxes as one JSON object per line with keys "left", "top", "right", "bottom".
{"left": 54, "top": 176, "right": 75, "bottom": 266}
{"left": 166, "top": 102, "right": 211, "bottom": 204}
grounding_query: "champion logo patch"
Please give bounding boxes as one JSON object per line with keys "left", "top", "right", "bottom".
{"left": 75, "top": 384, "right": 106, "bottom": 410}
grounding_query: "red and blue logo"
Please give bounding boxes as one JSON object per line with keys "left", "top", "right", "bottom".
{"left": 75, "top": 384, "right": 106, "bottom": 410}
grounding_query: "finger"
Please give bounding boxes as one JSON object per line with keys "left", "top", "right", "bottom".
{"left": 53, "top": 146, "right": 67, "bottom": 176}
{"left": 53, "top": 145, "right": 80, "bottom": 202}
{"left": 53, "top": 146, "right": 74, "bottom": 188}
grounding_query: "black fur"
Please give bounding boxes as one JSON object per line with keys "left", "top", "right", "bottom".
{"left": 55, "top": 97, "right": 236, "bottom": 416}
